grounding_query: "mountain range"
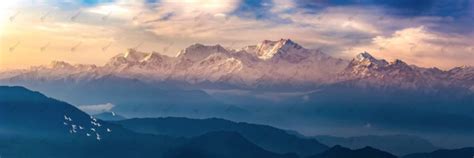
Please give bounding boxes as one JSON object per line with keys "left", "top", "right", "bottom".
{"left": 0, "top": 86, "right": 297, "bottom": 158}
{"left": 114, "top": 117, "right": 328, "bottom": 157}
{"left": 1, "top": 39, "right": 473, "bottom": 149}
{"left": 0, "top": 86, "right": 186, "bottom": 158}
{"left": 114, "top": 117, "right": 441, "bottom": 156}
{"left": 403, "top": 147, "right": 474, "bottom": 158}
{"left": 0, "top": 86, "right": 306, "bottom": 158}
{"left": 2, "top": 39, "right": 472, "bottom": 91}
{"left": 308, "top": 145, "right": 397, "bottom": 158}
{"left": 3, "top": 86, "right": 473, "bottom": 158}
{"left": 0, "top": 86, "right": 401, "bottom": 158}
{"left": 313, "top": 135, "right": 437, "bottom": 156}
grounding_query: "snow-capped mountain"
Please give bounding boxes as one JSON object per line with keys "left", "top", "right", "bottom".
{"left": 448, "top": 66, "right": 474, "bottom": 91}
{"left": 1, "top": 39, "right": 473, "bottom": 92}
{"left": 249, "top": 39, "right": 308, "bottom": 62}
{"left": 3, "top": 39, "right": 345, "bottom": 88}
{"left": 338, "top": 52, "right": 451, "bottom": 91}
{"left": 2, "top": 61, "right": 101, "bottom": 83}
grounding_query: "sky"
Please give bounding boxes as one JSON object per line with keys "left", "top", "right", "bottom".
{"left": 0, "top": 0, "right": 473, "bottom": 70}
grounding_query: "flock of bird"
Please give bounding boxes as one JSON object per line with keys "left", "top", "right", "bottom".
{"left": 63, "top": 115, "right": 112, "bottom": 141}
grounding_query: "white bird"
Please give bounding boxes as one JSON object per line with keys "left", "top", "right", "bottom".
{"left": 91, "top": 128, "right": 96, "bottom": 132}
{"left": 63, "top": 122, "right": 68, "bottom": 125}
{"left": 111, "top": 112, "right": 116, "bottom": 116}
{"left": 79, "top": 126, "right": 84, "bottom": 130}
{"left": 64, "top": 115, "right": 72, "bottom": 121}
{"left": 97, "top": 123, "right": 102, "bottom": 127}
{"left": 96, "top": 133, "right": 101, "bottom": 141}
{"left": 86, "top": 133, "right": 91, "bottom": 137}
{"left": 107, "top": 128, "right": 112, "bottom": 132}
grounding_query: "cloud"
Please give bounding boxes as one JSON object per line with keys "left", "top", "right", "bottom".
{"left": 344, "top": 26, "right": 474, "bottom": 69}
{"left": 78, "top": 103, "right": 115, "bottom": 114}
{"left": 1, "top": 0, "right": 473, "bottom": 70}
{"left": 161, "top": 0, "right": 240, "bottom": 16}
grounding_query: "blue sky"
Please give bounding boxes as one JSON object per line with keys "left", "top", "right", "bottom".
{"left": 0, "top": 0, "right": 473, "bottom": 70}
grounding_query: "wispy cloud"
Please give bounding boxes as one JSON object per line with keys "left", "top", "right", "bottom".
{"left": 78, "top": 103, "right": 115, "bottom": 115}
{"left": 0, "top": 0, "right": 473, "bottom": 70}
{"left": 345, "top": 26, "right": 474, "bottom": 69}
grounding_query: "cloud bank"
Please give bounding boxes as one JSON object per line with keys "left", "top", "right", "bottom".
{"left": 0, "top": 0, "right": 472, "bottom": 70}
{"left": 78, "top": 103, "right": 115, "bottom": 115}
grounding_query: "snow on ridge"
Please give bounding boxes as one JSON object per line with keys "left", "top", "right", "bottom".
{"left": 1, "top": 39, "right": 473, "bottom": 91}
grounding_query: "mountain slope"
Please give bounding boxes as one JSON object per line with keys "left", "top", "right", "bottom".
{"left": 1, "top": 75, "right": 249, "bottom": 119}
{"left": 1, "top": 39, "right": 474, "bottom": 149}
{"left": 0, "top": 86, "right": 301, "bottom": 158}
{"left": 0, "top": 86, "right": 186, "bottom": 158}
{"left": 403, "top": 147, "right": 474, "bottom": 158}
{"left": 114, "top": 117, "right": 329, "bottom": 157}
{"left": 164, "top": 131, "right": 298, "bottom": 158}
{"left": 314, "top": 135, "right": 438, "bottom": 156}
{"left": 308, "top": 145, "right": 397, "bottom": 158}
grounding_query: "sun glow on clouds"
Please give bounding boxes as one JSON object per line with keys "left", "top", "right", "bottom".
{"left": 87, "top": 4, "right": 134, "bottom": 16}
{"left": 0, "top": 1, "right": 22, "bottom": 33}
{"left": 161, "top": 0, "right": 240, "bottom": 15}
{"left": 345, "top": 26, "right": 474, "bottom": 69}
{"left": 1, "top": 0, "right": 473, "bottom": 70}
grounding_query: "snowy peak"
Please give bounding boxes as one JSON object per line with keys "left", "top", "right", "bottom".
{"left": 449, "top": 66, "right": 474, "bottom": 75}
{"left": 123, "top": 49, "right": 148, "bottom": 62}
{"left": 107, "top": 49, "right": 147, "bottom": 66}
{"left": 388, "top": 59, "right": 413, "bottom": 71}
{"left": 257, "top": 39, "right": 301, "bottom": 50}
{"left": 47, "top": 61, "right": 96, "bottom": 71}
{"left": 355, "top": 52, "right": 374, "bottom": 62}
{"left": 390, "top": 59, "right": 407, "bottom": 66}
{"left": 177, "top": 43, "right": 228, "bottom": 61}
{"left": 347, "top": 52, "right": 417, "bottom": 74}
{"left": 448, "top": 66, "right": 474, "bottom": 88}
{"left": 255, "top": 39, "right": 301, "bottom": 59}
{"left": 352, "top": 52, "right": 388, "bottom": 68}
{"left": 49, "top": 61, "right": 74, "bottom": 69}
{"left": 141, "top": 52, "right": 171, "bottom": 63}
{"left": 340, "top": 52, "right": 454, "bottom": 90}
{"left": 107, "top": 49, "right": 170, "bottom": 67}
{"left": 2, "top": 39, "right": 473, "bottom": 92}
{"left": 254, "top": 39, "right": 309, "bottom": 62}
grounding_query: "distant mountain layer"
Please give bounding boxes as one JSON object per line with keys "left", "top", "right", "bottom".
{"left": 2, "top": 86, "right": 474, "bottom": 158}
{"left": 403, "top": 147, "right": 474, "bottom": 158}
{"left": 163, "top": 131, "right": 298, "bottom": 158}
{"left": 0, "top": 86, "right": 185, "bottom": 157}
{"left": 1, "top": 39, "right": 474, "bottom": 149}
{"left": 307, "top": 145, "right": 397, "bottom": 158}
{"left": 0, "top": 75, "right": 249, "bottom": 119}
{"left": 0, "top": 86, "right": 301, "bottom": 158}
{"left": 314, "top": 135, "right": 438, "bottom": 156}
{"left": 114, "top": 117, "right": 328, "bottom": 157}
